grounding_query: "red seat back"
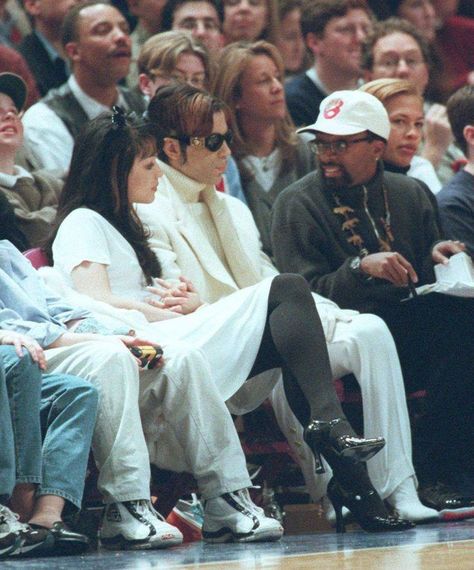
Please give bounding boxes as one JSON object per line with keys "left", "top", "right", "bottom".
{"left": 23, "top": 248, "right": 50, "bottom": 269}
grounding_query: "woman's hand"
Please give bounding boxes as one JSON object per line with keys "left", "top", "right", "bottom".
{"left": 0, "top": 331, "right": 47, "bottom": 371}
{"left": 71, "top": 262, "right": 181, "bottom": 322}
{"left": 146, "top": 276, "right": 203, "bottom": 315}
{"left": 422, "top": 104, "right": 454, "bottom": 169}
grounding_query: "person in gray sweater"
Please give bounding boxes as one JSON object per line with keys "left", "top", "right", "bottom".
{"left": 272, "top": 89, "right": 474, "bottom": 509}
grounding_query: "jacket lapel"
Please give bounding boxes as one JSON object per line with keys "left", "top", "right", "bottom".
{"left": 203, "top": 189, "right": 262, "bottom": 288}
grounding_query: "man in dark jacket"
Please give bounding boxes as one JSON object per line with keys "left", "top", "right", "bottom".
{"left": 0, "top": 73, "right": 62, "bottom": 249}
{"left": 272, "top": 89, "right": 474, "bottom": 508}
{"left": 18, "top": 0, "right": 75, "bottom": 96}
{"left": 437, "top": 85, "right": 474, "bottom": 255}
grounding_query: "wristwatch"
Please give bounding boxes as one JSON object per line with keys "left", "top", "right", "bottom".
{"left": 349, "top": 256, "right": 371, "bottom": 280}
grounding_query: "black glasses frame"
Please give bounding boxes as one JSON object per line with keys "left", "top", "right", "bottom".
{"left": 172, "top": 130, "right": 233, "bottom": 152}
{"left": 309, "top": 136, "right": 373, "bottom": 155}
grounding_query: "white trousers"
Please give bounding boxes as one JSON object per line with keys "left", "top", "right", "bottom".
{"left": 45, "top": 340, "right": 250, "bottom": 502}
{"left": 269, "top": 312, "right": 415, "bottom": 500}
{"left": 139, "top": 341, "right": 251, "bottom": 499}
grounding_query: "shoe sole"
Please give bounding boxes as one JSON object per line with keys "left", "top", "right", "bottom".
{"left": 202, "top": 528, "right": 283, "bottom": 544}
{"left": 10, "top": 533, "right": 55, "bottom": 557}
{"left": 49, "top": 538, "right": 90, "bottom": 556}
{"left": 0, "top": 536, "right": 22, "bottom": 558}
{"left": 439, "top": 507, "right": 474, "bottom": 520}
{"left": 100, "top": 534, "right": 183, "bottom": 551}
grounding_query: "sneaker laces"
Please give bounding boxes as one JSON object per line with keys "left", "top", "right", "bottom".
{"left": 233, "top": 489, "right": 264, "bottom": 518}
{"left": 176, "top": 494, "right": 204, "bottom": 515}
{"left": 141, "top": 500, "right": 167, "bottom": 524}
{"left": 0, "top": 506, "right": 29, "bottom": 534}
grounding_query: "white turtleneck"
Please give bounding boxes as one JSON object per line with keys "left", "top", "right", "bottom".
{"left": 157, "top": 161, "right": 239, "bottom": 298}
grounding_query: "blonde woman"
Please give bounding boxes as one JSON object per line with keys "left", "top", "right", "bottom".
{"left": 212, "top": 40, "right": 314, "bottom": 256}
{"left": 361, "top": 78, "right": 442, "bottom": 193}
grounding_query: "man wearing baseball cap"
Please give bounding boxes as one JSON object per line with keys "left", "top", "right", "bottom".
{"left": 272, "top": 89, "right": 474, "bottom": 509}
{"left": 0, "top": 72, "right": 62, "bottom": 249}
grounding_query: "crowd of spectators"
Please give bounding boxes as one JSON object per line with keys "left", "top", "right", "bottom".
{"left": 0, "top": 0, "right": 473, "bottom": 559}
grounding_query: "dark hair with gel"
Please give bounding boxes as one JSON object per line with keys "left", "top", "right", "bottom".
{"left": 47, "top": 110, "right": 162, "bottom": 284}
{"left": 147, "top": 82, "right": 228, "bottom": 164}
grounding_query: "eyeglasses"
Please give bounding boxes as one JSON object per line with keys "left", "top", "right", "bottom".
{"left": 309, "top": 136, "right": 373, "bottom": 155}
{"left": 374, "top": 56, "right": 425, "bottom": 72}
{"left": 148, "top": 69, "right": 206, "bottom": 89}
{"left": 173, "top": 130, "right": 233, "bottom": 152}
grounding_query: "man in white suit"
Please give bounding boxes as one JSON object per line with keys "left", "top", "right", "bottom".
{"left": 136, "top": 83, "right": 436, "bottom": 522}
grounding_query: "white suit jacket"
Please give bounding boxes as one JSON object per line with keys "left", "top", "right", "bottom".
{"left": 137, "top": 161, "right": 278, "bottom": 303}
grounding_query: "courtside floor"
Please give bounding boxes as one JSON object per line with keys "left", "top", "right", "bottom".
{"left": 4, "top": 521, "right": 474, "bottom": 569}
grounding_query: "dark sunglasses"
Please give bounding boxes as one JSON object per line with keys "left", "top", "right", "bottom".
{"left": 172, "top": 130, "right": 233, "bottom": 152}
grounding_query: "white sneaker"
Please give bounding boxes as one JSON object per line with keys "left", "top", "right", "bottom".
{"left": 0, "top": 506, "right": 21, "bottom": 558}
{"left": 0, "top": 505, "right": 52, "bottom": 557}
{"left": 99, "top": 500, "right": 183, "bottom": 550}
{"left": 202, "top": 488, "right": 284, "bottom": 543}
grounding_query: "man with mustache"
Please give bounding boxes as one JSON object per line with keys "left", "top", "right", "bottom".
{"left": 272, "top": 89, "right": 474, "bottom": 509}
{"left": 21, "top": 1, "right": 145, "bottom": 175}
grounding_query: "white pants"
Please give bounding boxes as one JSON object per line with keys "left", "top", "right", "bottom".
{"left": 46, "top": 340, "right": 250, "bottom": 502}
{"left": 269, "top": 313, "right": 415, "bottom": 500}
{"left": 139, "top": 341, "right": 251, "bottom": 499}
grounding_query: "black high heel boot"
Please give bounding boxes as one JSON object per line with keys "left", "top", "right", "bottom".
{"left": 327, "top": 478, "right": 415, "bottom": 533}
{"left": 304, "top": 419, "right": 386, "bottom": 474}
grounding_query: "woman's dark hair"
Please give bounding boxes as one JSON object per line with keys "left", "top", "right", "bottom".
{"left": 46, "top": 109, "right": 161, "bottom": 284}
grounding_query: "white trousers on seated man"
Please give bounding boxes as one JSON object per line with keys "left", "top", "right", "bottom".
{"left": 268, "top": 310, "right": 415, "bottom": 502}
{"left": 45, "top": 339, "right": 252, "bottom": 503}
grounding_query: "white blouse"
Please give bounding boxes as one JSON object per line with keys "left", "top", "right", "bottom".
{"left": 52, "top": 208, "right": 150, "bottom": 302}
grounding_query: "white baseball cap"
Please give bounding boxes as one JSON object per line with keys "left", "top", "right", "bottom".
{"left": 297, "top": 90, "right": 390, "bottom": 141}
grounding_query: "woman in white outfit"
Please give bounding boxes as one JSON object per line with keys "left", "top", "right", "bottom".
{"left": 46, "top": 109, "right": 417, "bottom": 533}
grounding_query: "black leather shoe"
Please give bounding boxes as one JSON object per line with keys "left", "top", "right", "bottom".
{"left": 327, "top": 478, "right": 415, "bottom": 533}
{"left": 304, "top": 419, "right": 385, "bottom": 474}
{"left": 419, "top": 482, "right": 474, "bottom": 511}
{"left": 30, "top": 522, "right": 89, "bottom": 555}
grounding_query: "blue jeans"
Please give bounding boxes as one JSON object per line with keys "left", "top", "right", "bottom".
{"left": 0, "top": 347, "right": 99, "bottom": 509}
{"left": 0, "top": 346, "right": 42, "bottom": 498}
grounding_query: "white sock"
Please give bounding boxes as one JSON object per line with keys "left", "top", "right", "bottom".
{"left": 387, "top": 476, "right": 439, "bottom": 522}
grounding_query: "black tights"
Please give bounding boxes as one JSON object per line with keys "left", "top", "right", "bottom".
{"left": 248, "top": 274, "right": 355, "bottom": 439}
{"left": 248, "top": 274, "right": 373, "bottom": 493}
